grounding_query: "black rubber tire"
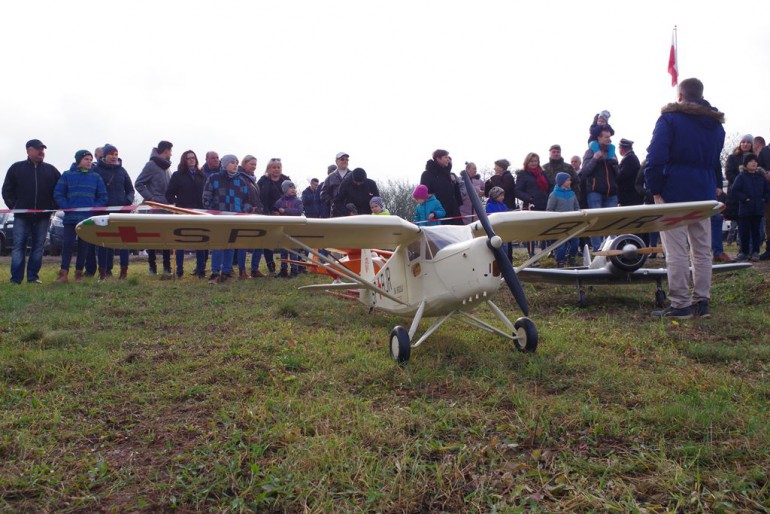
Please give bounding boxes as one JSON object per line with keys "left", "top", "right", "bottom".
{"left": 513, "top": 317, "right": 538, "bottom": 353}
{"left": 389, "top": 326, "right": 411, "bottom": 365}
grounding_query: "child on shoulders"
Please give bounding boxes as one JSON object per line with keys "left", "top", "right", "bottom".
{"left": 588, "top": 110, "right": 616, "bottom": 160}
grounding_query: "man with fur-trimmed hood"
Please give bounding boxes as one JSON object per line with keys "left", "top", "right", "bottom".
{"left": 644, "top": 77, "right": 726, "bottom": 320}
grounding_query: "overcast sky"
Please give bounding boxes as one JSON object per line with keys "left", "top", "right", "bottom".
{"left": 2, "top": 0, "right": 769, "bottom": 208}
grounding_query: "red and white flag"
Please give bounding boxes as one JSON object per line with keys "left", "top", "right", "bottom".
{"left": 668, "top": 28, "right": 678, "bottom": 87}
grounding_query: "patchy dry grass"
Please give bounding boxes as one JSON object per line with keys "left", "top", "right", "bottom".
{"left": 1, "top": 255, "right": 769, "bottom": 512}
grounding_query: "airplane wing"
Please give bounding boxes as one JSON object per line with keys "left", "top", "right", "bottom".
{"left": 475, "top": 201, "right": 723, "bottom": 243}
{"left": 76, "top": 213, "right": 421, "bottom": 250}
{"left": 518, "top": 262, "right": 752, "bottom": 285}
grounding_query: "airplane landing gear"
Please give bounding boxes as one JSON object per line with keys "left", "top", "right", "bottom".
{"left": 513, "top": 317, "right": 538, "bottom": 353}
{"left": 389, "top": 326, "right": 411, "bottom": 365}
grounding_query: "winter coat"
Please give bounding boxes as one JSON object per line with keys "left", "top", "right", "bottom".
{"left": 257, "top": 173, "right": 291, "bottom": 215}
{"left": 135, "top": 148, "right": 172, "bottom": 202}
{"left": 542, "top": 158, "right": 580, "bottom": 196}
{"left": 581, "top": 147, "right": 619, "bottom": 198}
{"left": 53, "top": 164, "right": 108, "bottom": 224}
{"left": 333, "top": 175, "right": 380, "bottom": 215}
{"left": 413, "top": 194, "right": 446, "bottom": 226}
{"left": 730, "top": 166, "right": 770, "bottom": 217}
{"left": 301, "top": 186, "right": 324, "bottom": 218}
{"left": 617, "top": 151, "right": 643, "bottom": 206}
{"left": 459, "top": 173, "right": 484, "bottom": 221}
{"left": 166, "top": 169, "right": 207, "bottom": 209}
{"left": 2, "top": 158, "right": 61, "bottom": 220}
{"left": 644, "top": 99, "right": 726, "bottom": 203}
{"left": 94, "top": 159, "right": 134, "bottom": 206}
{"left": 724, "top": 151, "right": 749, "bottom": 220}
{"left": 203, "top": 171, "right": 259, "bottom": 213}
{"left": 514, "top": 169, "right": 549, "bottom": 211}
{"left": 274, "top": 195, "right": 304, "bottom": 216}
{"left": 484, "top": 170, "right": 517, "bottom": 210}
{"left": 546, "top": 187, "right": 580, "bottom": 213}
{"left": 485, "top": 198, "right": 508, "bottom": 214}
{"left": 420, "top": 159, "right": 462, "bottom": 223}
{"left": 320, "top": 169, "right": 350, "bottom": 216}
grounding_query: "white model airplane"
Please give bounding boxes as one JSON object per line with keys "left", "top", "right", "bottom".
{"left": 76, "top": 172, "right": 724, "bottom": 365}
{"left": 518, "top": 234, "right": 751, "bottom": 307}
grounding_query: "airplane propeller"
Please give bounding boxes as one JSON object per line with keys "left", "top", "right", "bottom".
{"left": 593, "top": 246, "right": 662, "bottom": 257}
{"left": 460, "top": 171, "right": 529, "bottom": 316}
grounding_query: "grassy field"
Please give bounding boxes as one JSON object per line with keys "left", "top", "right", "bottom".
{"left": 1, "top": 254, "right": 769, "bottom": 513}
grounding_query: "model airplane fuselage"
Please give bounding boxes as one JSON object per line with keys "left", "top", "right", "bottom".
{"left": 77, "top": 197, "right": 726, "bottom": 364}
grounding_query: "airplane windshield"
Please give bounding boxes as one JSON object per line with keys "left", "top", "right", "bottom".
{"left": 422, "top": 225, "right": 472, "bottom": 258}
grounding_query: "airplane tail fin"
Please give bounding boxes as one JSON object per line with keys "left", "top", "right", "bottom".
{"left": 360, "top": 249, "right": 377, "bottom": 283}
{"left": 583, "top": 244, "right": 592, "bottom": 267}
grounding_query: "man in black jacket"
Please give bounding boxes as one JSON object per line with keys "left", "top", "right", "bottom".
{"left": 2, "top": 139, "right": 61, "bottom": 284}
{"left": 617, "top": 139, "right": 643, "bottom": 206}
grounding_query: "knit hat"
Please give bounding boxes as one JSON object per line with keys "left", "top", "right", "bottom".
{"left": 556, "top": 172, "right": 570, "bottom": 187}
{"left": 281, "top": 180, "right": 296, "bottom": 193}
{"left": 599, "top": 110, "right": 611, "bottom": 121}
{"left": 220, "top": 154, "right": 238, "bottom": 171}
{"left": 327, "top": 164, "right": 337, "bottom": 174}
{"left": 743, "top": 153, "right": 758, "bottom": 166}
{"left": 488, "top": 186, "right": 505, "bottom": 199}
{"left": 413, "top": 184, "right": 429, "bottom": 200}
{"left": 352, "top": 167, "right": 367, "bottom": 183}
{"left": 370, "top": 196, "right": 384, "bottom": 209}
{"left": 103, "top": 143, "right": 118, "bottom": 156}
{"left": 741, "top": 134, "right": 754, "bottom": 144}
{"left": 74, "top": 149, "right": 92, "bottom": 166}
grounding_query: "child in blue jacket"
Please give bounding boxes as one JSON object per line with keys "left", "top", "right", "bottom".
{"left": 275, "top": 180, "right": 304, "bottom": 277}
{"left": 53, "top": 149, "right": 107, "bottom": 282}
{"left": 412, "top": 184, "right": 445, "bottom": 226}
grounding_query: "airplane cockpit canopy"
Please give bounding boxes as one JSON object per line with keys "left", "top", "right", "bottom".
{"left": 408, "top": 225, "right": 473, "bottom": 261}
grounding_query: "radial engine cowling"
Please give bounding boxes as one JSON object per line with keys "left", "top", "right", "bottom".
{"left": 607, "top": 234, "right": 648, "bottom": 273}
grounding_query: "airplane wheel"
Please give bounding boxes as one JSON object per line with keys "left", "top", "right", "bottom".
{"left": 655, "top": 289, "right": 666, "bottom": 308}
{"left": 578, "top": 289, "right": 587, "bottom": 308}
{"left": 513, "top": 317, "right": 538, "bottom": 353}
{"left": 389, "top": 326, "right": 411, "bottom": 365}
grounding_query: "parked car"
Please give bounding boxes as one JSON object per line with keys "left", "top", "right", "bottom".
{"left": 47, "top": 211, "right": 65, "bottom": 256}
{"left": 0, "top": 213, "right": 13, "bottom": 255}
{"left": 0, "top": 213, "right": 51, "bottom": 255}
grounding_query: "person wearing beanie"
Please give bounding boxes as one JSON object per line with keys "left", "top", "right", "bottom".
{"left": 333, "top": 167, "right": 380, "bottom": 216}
{"left": 546, "top": 171, "right": 580, "bottom": 267}
{"left": 587, "top": 109, "right": 616, "bottom": 152}
{"left": 369, "top": 196, "right": 390, "bottom": 215}
{"left": 203, "top": 155, "right": 260, "bottom": 283}
{"left": 52, "top": 149, "right": 108, "bottom": 283}
{"left": 412, "top": 183, "right": 445, "bottom": 226}
{"left": 542, "top": 145, "right": 580, "bottom": 198}
{"left": 135, "top": 140, "right": 174, "bottom": 277}
{"left": 274, "top": 178, "right": 304, "bottom": 278}
{"left": 731, "top": 153, "right": 770, "bottom": 261}
{"left": 93, "top": 143, "right": 135, "bottom": 280}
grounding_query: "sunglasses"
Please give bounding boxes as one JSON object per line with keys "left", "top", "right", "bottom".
{"left": 270, "top": 158, "right": 282, "bottom": 162}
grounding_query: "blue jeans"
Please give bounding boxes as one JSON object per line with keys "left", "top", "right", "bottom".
{"left": 60, "top": 224, "right": 91, "bottom": 271}
{"left": 555, "top": 238, "right": 578, "bottom": 262}
{"left": 280, "top": 248, "right": 300, "bottom": 273}
{"left": 211, "top": 249, "right": 234, "bottom": 275}
{"left": 97, "top": 247, "right": 129, "bottom": 270}
{"left": 10, "top": 216, "right": 50, "bottom": 283}
{"left": 175, "top": 249, "right": 207, "bottom": 274}
{"left": 236, "top": 249, "right": 264, "bottom": 272}
{"left": 587, "top": 192, "right": 618, "bottom": 250}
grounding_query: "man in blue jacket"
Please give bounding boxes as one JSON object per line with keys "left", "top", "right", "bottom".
{"left": 2, "top": 139, "right": 61, "bottom": 284}
{"left": 644, "top": 78, "right": 726, "bottom": 319}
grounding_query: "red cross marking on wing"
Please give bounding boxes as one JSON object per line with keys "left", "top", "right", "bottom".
{"left": 95, "top": 226, "right": 161, "bottom": 243}
{"left": 660, "top": 211, "right": 704, "bottom": 227}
